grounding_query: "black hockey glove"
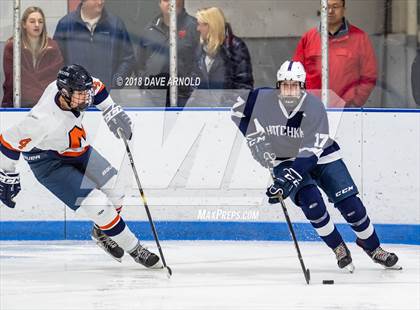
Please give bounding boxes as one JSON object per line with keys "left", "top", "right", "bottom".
{"left": 103, "top": 104, "right": 132, "bottom": 140}
{"left": 0, "top": 169, "right": 21, "bottom": 208}
{"left": 266, "top": 168, "right": 302, "bottom": 203}
{"left": 246, "top": 131, "right": 276, "bottom": 168}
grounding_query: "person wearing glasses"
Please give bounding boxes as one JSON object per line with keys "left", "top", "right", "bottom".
{"left": 293, "top": 0, "right": 377, "bottom": 108}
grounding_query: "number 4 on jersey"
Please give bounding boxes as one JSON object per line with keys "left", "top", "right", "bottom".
{"left": 68, "top": 126, "right": 86, "bottom": 149}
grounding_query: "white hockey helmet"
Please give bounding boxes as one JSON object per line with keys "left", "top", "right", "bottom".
{"left": 276, "top": 60, "right": 306, "bottom": 106}
{"left": 276, "top": 60, "right": 306, "bottom": 87}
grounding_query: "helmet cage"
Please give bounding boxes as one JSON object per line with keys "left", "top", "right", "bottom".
{"left": 276, "top": 80, "right": 305, "bottom": 90}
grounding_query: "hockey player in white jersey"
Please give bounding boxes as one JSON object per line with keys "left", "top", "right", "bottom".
{"left": 0, "top": 64, "right": 160, "bottom": 268}
{"left": 232, "top": 60, "right": 399, "bottom": 271}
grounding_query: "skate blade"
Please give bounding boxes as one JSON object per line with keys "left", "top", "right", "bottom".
{"left": 384, "top": 264, "right": 403, "bottom": 270}
{"left": 345, "top": 263, "right": 355, "bottom": 273}
{"left": 92, "top": 238, "right": 123, "bottom": 263}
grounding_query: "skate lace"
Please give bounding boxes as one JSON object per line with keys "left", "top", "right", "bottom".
{"left": 334, "top": 243, "right": 347, "bottom": 260}
{"left": 371, "top": 247, "right": 390, "bottom": 262}
{"left": 133, "top": 245, "right": 151, "bottom": 262}
{"left": 98, "top": 235, "right": 119, "bottom": 249}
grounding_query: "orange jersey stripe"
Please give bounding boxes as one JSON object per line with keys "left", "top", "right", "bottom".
{"left": 100, "top": 214, "right": 121, "bottom": 230}
{"left": 59, "top": 145, "right": 90, "bottom": 157}
{"left": 0, "top": 135, "right": 20, "bottom": 152}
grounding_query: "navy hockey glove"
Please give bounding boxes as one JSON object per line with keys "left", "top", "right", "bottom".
{"left": 0, "top": 169, "right": 21, "bottom": 208}
{"left": 266, "top": 168, "right": 302, "bottom": 203}
{"left": 246, "top": 131, "right": 276, "bottom": 168}
{"left": 103, "top": 104, "right": 132, "bottom": 140}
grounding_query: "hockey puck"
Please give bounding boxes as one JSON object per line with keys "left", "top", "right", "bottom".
{"left": 322, "top": 280, "right": 334, "bottom": 285}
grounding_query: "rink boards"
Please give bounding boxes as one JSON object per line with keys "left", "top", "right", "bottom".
{"left": 0, "top": 108, "right": 419, "bottom": 243}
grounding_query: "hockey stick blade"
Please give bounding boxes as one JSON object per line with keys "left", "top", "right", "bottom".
{"left": 305, "top": 268, "right": 310, "bottom": 284}
{"left": 166, "top": 266, "right": 173, "bottom": 277}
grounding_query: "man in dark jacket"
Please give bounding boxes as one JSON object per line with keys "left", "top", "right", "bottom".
{"left": 53, "top": 0, "right": 135, "bottom": 88}
{"left": 411, "top": 49, "right": 420, "bottom": 106}
{"left": 137, "top": 0, "right": 200, "bottom": 106}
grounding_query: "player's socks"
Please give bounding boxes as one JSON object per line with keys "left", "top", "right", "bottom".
{"left": 335, "top": 195, "right": 380, "bottom": 250}
{"left": 91, "top": 225, "right": 124, "bottom": 262}
{"left": 104, "top": 223, "right": 139, "bottom": 252}
{"left": 129, "top": 242, "right": 161, "bottom": 268}
{"left": 80, "top": 190, "right": 139, "bottom": 258}
{"left": 80, "top": 190, "right": 161, "bottom": 268}
{"left": 298, "top": 185, "right": 344, "bottom": 249}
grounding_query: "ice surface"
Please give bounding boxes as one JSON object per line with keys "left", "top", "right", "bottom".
{"left": 1, "top": 241, "right": 419, "bottom": 310}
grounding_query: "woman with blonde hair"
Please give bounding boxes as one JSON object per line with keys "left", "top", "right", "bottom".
{"left": 2, "top": 6, "right": 63, "bottom": 107}
{"left": 194, "top": 7, "right": 253, "bottom": 94}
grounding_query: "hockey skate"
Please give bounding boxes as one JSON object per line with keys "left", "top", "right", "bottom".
{"left": 129, "top": 242, "right": 161, "bottom": 268}
{"left": 360, "top": 244, "right": 401, "bottom": 270}
{"left": 91, "top": 225, "right": 124, "bottom": 262}
{"left": 333, "top": 242, "right": 355, "bottom": 273}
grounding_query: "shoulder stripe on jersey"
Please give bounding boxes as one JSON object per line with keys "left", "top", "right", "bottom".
{"left": 93, "top": 87, "right": 109, "bottom": 106}
{"left": 96, "top": 83, "right": 105, "bottom": 93}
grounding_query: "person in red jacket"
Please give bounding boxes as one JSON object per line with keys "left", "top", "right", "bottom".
{"left": 2, "top": 6, "right": 63, "bottom": 108}
{"left": 293, "top": 0, "right": 377, "bottom": 108}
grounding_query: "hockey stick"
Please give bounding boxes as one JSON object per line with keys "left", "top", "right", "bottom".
{"left": 117, "top": 128, "right": 172, "bottom": 277}
{"left": 268, "top": 167, "right": 310, "bottom": 285}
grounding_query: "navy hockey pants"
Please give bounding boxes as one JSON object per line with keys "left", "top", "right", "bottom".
{"left": 23, "top": 147, "right": 117, "bottom": 210}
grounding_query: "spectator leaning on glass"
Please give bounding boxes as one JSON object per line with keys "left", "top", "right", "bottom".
{"left": 137, "top": 0, "right": 200, "bottom": 107}
{"left": 53, "top": 0, "right": 135, "bottom": 88}
{"left": 195, "top": 7, "right": 253, "bottom": 91}
{"left": 293, "top": 0, "right": 377, "bottom": 107}
{"left": 2, "top": 7, "right": 63, "bottom": 108}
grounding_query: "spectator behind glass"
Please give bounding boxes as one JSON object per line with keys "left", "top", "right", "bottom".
{"left": 189, "top": 7, "right": 253, "bottom": 107}
{"left": 195, "top": 7, "right": 253, "bottom": 91}
{"left": 223, "top": 22, "right": 254, "bottom": 91}
{"left": 411, "top": 48, "right": 420, "bottom": 106}
{"left": 53, "top": 0, "right": 135, "bottom": 88}
{"left": 137, "top": 0, "right": 200, "bottom": 107}
{"left": 2, "top": 6, "right": 63, "bottom": 108}
{"left": 293, "top": 0, "right": 377, "bottom": 107}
